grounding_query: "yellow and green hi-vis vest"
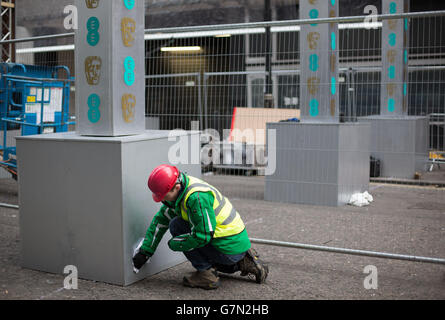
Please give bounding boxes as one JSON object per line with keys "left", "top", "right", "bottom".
{"left": 180, "top": 176, "right": 246, "bottom": 239}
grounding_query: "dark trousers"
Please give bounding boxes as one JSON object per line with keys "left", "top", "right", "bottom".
{"left": 169, "top": 217, "right": 245, "bottom": 272}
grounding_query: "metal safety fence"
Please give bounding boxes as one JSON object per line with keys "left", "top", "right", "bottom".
{"left": 144, "top": 10, "right": 445, "bottom": 198}
{"left": 1, "top": 10, "right": 445, "bottom": 193}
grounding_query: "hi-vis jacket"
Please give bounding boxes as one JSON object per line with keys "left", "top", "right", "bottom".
{"left": 140, "top": 173, "right": 251, "bottom": 255}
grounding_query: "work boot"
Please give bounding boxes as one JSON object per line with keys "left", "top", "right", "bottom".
{"left": 183, "top": 268, "right": 220, "bottom": 290}
{"left": 238, "top": 248, "right": 269, "bottom": 284}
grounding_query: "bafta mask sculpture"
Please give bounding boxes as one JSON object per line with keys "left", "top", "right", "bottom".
{"left": 121, "top": 18, "right": 136, "bottom": 47}
{"left": 330, "top": 54, "right": 336, "bottom": 73}
{"left": 388, "top": 19, "right": 397, "bottom": 30}
{"left": 307, "top": 77, "right": 320, "bottom": 95}
{"left": 307, "top": 32, "right": 320, "bottom": 50}
{"left": 329, "top": 9, "right": 336, "bottom": 27}
{"left": 122, "top": 94, "right": 136, "bottom": 123}
{"left": 330, "top": 99, "right": 336, "bottom": 117}
{"left": 386, "top": 83, "right": 396, "bottom": 96}
{"left": 85, "top": 0, "right": 100, "bottom": 9}
{"left": 387, "top": 50, "right": 397, "bottom": 64}
{"left": 85, "top": 56, "right": 102, "bottom": 85}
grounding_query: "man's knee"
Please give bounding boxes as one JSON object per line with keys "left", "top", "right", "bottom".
{"left": 169, "top": 217, "right": 190, "bottom": 237}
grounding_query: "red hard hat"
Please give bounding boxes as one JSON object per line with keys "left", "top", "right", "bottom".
{"left": 148, "top": 165, "right": 180, "bottom": 202}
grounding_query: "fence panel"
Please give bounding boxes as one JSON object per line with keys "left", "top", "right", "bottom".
{"left": 1, "top": 11, "right": 444, "bottom": 191}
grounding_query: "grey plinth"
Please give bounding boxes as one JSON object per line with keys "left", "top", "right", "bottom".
{"left": 16, "top": 130, "right": 200, "bottom": 286}
{"left": 359, "top": 116, "right": 429, "bottom": 179}
{"left": 265, "top": 122, "right": 370, "bottom": 207}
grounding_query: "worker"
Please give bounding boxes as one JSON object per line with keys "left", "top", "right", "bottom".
{"left": 133, "top": 164, "right": 269, "bottom": 290}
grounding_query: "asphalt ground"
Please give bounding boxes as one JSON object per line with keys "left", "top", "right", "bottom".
{"left": 0, "top": 173, "right": 444, "bottom": 300}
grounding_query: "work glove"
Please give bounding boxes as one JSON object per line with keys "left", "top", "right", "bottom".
{"left": 132, "top": 250, "right": 151, "bottom": 270}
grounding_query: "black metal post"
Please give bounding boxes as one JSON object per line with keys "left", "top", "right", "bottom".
{"left": 264, "top": 0, "right": 273, "bottom": 108}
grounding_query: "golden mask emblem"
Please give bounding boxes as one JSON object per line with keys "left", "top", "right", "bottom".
{"left": 329, "top": 9, "right": 336, "bottom": 27}
{"left": 307, "top": 77, "right": 320, "bottom": 95}
{"left": 330, "top": 54, "right": 336, "bottom": 73}
{"left": 387, "top": 50, "right": 397, "bottom": 64}
{"left": 122, "top": 94, "right": 136, "bottom": 123}
{"left": 386, "top": 83, "right": 396, "bottom": 96}
{"left": 330, "top": 99, "right": 336, "bottom": 117}
{"left": 121, "top": 17, "right": 136, "bottom": 47}
{"left": 85, "top": 0, "right": 100, "bottom": 9}
{"left": 308, "top": 0, "right": 317, "bottom": 4}
{"left": 85, "top": 56, "right": 102, "bottom": 85}
{"left": 388, "top": 19, "right": 397, "bottom": 30}
{"left": 403, "top": 66, "right": 408, "bottom": 81}
{"left": 307, "top": 32, "right": 320, "bottom": 50}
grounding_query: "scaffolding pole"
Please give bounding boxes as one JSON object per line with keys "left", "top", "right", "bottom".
{"left": 1, "top": 0, "right": 15, "bottom": 62}
{"left": 250, "top": 238, "right": 445, "bottom": 265}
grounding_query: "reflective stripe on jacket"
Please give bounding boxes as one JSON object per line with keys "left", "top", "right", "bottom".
{"left": 180, "top": 176, "right": 246, "bottom": 239}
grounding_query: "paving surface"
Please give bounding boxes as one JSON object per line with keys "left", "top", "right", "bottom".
{"left": 0, "top": 173, "right": 444, "bottom": 300}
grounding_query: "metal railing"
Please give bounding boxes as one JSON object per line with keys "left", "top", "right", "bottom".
{"left": 250, "top": 238, "right": 445, "bottom": 266}
{"left": 1, "top": 10, "right": 445, "bottom": 186}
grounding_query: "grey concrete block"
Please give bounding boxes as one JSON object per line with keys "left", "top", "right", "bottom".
{"left": 265, "top": 122, "right": 370, "bottom": 207}
{"left": 359, "top": 116, "right": 429, "bottom": 178}
{"left": 17, "top": 130, "right": 200, "bottom": 286}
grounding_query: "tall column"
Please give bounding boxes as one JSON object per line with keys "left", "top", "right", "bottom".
{"left": 75, "top": 0, "right": 145, "bottom": 136}
{"left": 381, "top": 0, "right": 410, "bottom": 116}
{"left": 299, "top": 0, "right": 339, "bottom": 122}
{"left": 265, "top": 0, "right": 370, "bottom": 207}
